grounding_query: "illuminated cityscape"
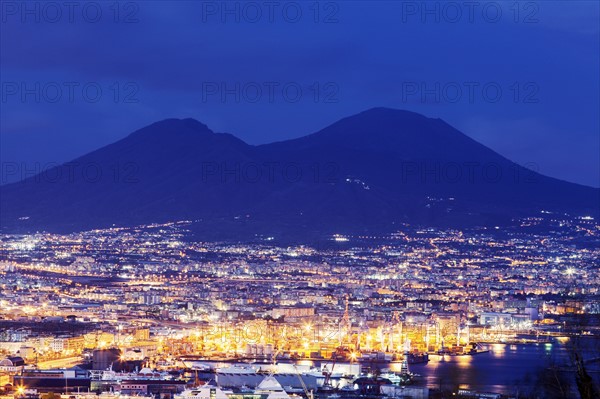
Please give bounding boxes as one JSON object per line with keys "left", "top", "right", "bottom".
{"left": 1, "top": 212, "right": 599, "bottom": 398}
{"left": 1, "top": 1, "right": 599, "bottom": 399}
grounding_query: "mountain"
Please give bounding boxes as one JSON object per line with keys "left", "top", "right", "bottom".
{"left": 1, "top": 108, "right": 598, "bottom": 240}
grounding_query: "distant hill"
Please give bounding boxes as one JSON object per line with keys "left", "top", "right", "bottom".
{"left": 1, "top": 108, "right": 598, "bottom": 240}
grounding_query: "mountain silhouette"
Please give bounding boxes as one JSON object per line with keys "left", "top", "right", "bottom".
{"left": 1, "top": 108, "right": 598, "bottom": 240}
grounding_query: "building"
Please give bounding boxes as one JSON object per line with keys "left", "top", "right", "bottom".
{"left": 271, "top": 307, "right": 314, "bottom": 319}
{"left": 0, "top": 356, "right": 25, "bottom": 372}
{"left": 479, "top": 313, "right": 513, "bottom": 327}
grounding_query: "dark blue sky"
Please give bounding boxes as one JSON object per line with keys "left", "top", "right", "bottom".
{"left": 1, "top": 1, "right": 598, "bottom": 186}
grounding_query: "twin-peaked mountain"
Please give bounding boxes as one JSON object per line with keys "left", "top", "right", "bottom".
{"left": 1, "top": 108, "right": 597, "bottom": 239}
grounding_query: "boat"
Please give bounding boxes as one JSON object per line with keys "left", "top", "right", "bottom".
{"left": 176, "top": 376, "right": 295, "bottom": 399}
{"left": 253, "top": 376, "right": 292, "bottom": 399}
{"left": 215, "top": 365, "right": 320, "bottom": 390}
{"left": 282, "top": 386, "right": 304, "bottom": 394}
{"left": 405, "top": 352, "right": 429, "bottom": 364}
{"left": 175, "top": 385, "right": 231, "bottom": 399}
{"left": 218, "top": 365, "right": 257, "bottom": 374}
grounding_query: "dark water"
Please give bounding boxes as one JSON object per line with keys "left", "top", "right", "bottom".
{"left": 389, "top": 341, "right": 598, "bottom": 395}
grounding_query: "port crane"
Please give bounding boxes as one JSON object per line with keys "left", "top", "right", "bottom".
{"left": 293, "top": 364, "right": 314, "bottom": 399}
{"left": 321, "top": 356, "right": 338, "bottom": 391}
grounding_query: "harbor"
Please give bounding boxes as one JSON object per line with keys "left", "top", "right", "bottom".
{"left": 5, "top": 340, "right": 593, "bottom": 399}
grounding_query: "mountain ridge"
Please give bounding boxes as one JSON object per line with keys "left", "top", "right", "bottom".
{"left": 1, "top": 108, "right": 598, "bottom": 239}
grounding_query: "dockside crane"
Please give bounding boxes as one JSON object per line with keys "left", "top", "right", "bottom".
{"left": 293, "top": 364, "right": 314, "bottom": 399}
{"left": 322, "top": 357, "right": 337, "bottom": 390}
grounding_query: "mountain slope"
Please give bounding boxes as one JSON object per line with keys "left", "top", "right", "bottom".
{"left": 262, "top": 108, "right": 595, "bottom": 210}
{"left": 1, "top": 108, "right": 598, "bottom": 238}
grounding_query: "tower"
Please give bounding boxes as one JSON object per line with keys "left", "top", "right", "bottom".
{"left": 340, "top": 294, "right": 351, "bottom": 344}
